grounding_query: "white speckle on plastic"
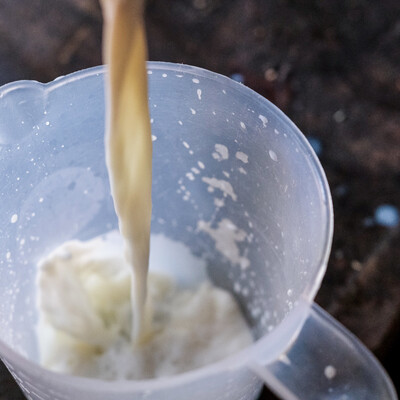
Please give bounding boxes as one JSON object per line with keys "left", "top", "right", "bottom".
{"left": 238, "top": 167, "right": 247, "bottom": 175}
{"left": 269, "top": 150, "right": 278, "bottom": 162}
{"left": 6, "top": 252, "right": 11, "bottom": 260}
{"left": 235, "top": 151, "right": 249, "bottom": 163}
{"left": 162, "top": 73, "right": 167, "bottom": 78}
{"left": 240, "top": 121, "right": 246, "bottom": 130}
{"left": 258, "top": 115, "right": 268, "bottom": 127}
{"left": 324, "top": 365, "right": 337, "bottom": 380}
{"left": 287, "top": 289, "right": 293, "bottom": 297}
{"left": 190, "top": 108, "right": 196, "bottom": 115}
{"left": 214, "top": 198, "right": 225, "bottom": 208}
{"left": 10, "top": 214, "right": 18, "bottom": 224}
{"left": 39, "top": 197, "right": 44, "bottom": 203}
{"left": 186, "top": 172, "right": 195, "bottom": 181}
{"left": 182, "top": 141, "right": 190, "bottom": 149}
{"left": 151, "top": 135, "right": 157, "bottom": 142}
{"left": 197, "top": 89, "right": 202, "bottom": 100}
{"left": 202, "top": 177, "right": 237, "bottom": 201}
{"left": 147, "top": 70, "right": 153, "bottom": 75}
{"left": 45, "top": 121, "right": 50, "bottom": 126}
{"left": 191, "top": 167, "right": 200, "bottom": 174}
{"left": 192, "top": 78, "right": 200, "bottom": 84}
{"left": 197, "top": 161, "right": 205, "bottom": 169}
{"left": 212, "top": 144, "right": 229, "bottom": 161}
{"left": 178, "top": 120, "right": 183, "bottom": 125}
{"left": 150, "top": 118, "right": 154, "bottom": 124}
{"left": 222, "top": 89, "right": 227, "bottom": 94}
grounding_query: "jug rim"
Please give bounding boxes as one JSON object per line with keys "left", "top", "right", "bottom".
{"left": 0, "top": 62, "right": 333, "bottom": 391}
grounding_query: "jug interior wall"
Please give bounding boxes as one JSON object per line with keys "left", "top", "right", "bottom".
{"left": 0, "top": 67, "right": 330, "bottom": 360}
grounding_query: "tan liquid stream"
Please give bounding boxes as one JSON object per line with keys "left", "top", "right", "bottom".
{"left": 100, "top": 0, "right": 152, "bottom": 343}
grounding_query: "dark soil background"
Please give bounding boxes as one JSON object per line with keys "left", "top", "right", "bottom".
{"left": 0, "top": 0, "right": 399, "bottom": 398}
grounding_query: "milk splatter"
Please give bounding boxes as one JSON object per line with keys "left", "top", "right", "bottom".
{"left": 258, "top": 115, "right": 268, "bottom": 127}
{"left": 212, "top": 144, "right": 229, "bottom": 161}
{"left": 198, "top": 218, "right": 250, "bottom": 269}
{"left": 269, "top": 150, "right": 278, "bottom": 162}
{"left": 235, "top": 151, "right": 248, "bottom": 163}
{"left": 202, "top": 177, "right": 237, "bottom": 201}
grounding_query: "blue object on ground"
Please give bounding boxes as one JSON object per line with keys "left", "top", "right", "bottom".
{"left": 307, "top": 137, "right": 322, "bottom": 156}
{"left": 374, "top": 204, "right": 399, "bottom": 228}
{"left": 230, "top": 73, "right": 244, "bottom": 83}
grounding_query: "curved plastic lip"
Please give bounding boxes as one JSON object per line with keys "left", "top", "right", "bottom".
{"left": 0, "top": 63, "right": 334, "bottom": 391}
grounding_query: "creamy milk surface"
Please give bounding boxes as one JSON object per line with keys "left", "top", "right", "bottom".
{"left": 35, "top": 0, "right": 252, "bottom": 380}
{"left": 36, "top": 233, "right": 252, "bottom": 379}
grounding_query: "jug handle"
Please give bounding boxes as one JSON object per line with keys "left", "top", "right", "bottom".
{"left": 247, "top": 302, "right": 398, "bottom": 400}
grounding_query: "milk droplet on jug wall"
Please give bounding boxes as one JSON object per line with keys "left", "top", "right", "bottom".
{"left": 235, "top": 151, "right": 248, "bottom": 163}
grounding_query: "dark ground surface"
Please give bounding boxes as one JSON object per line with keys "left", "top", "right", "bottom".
{"left": 0, "top": 0, "right": 399, "bottom": 398}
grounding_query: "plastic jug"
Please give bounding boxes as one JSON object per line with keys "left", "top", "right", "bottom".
{"left": 0, "top": 63, "right": 396, "bottom": 400}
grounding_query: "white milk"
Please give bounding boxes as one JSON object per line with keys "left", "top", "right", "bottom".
{"left": 36, "top": 233, "right": 252, "bottom": 379}
{"left": 100, "top": 0, "right": 152, "bottom": 343}
{"left": 36, "top": 0, "right": 253, "bottom": 380}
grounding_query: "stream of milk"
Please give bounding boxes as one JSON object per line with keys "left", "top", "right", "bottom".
{"left": 35, "top": 0, "right": 252, "bottom": 380}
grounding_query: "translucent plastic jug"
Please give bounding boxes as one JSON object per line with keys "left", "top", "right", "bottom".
{"left": 0, "top": 63, "right": 397, "bottom": 400}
